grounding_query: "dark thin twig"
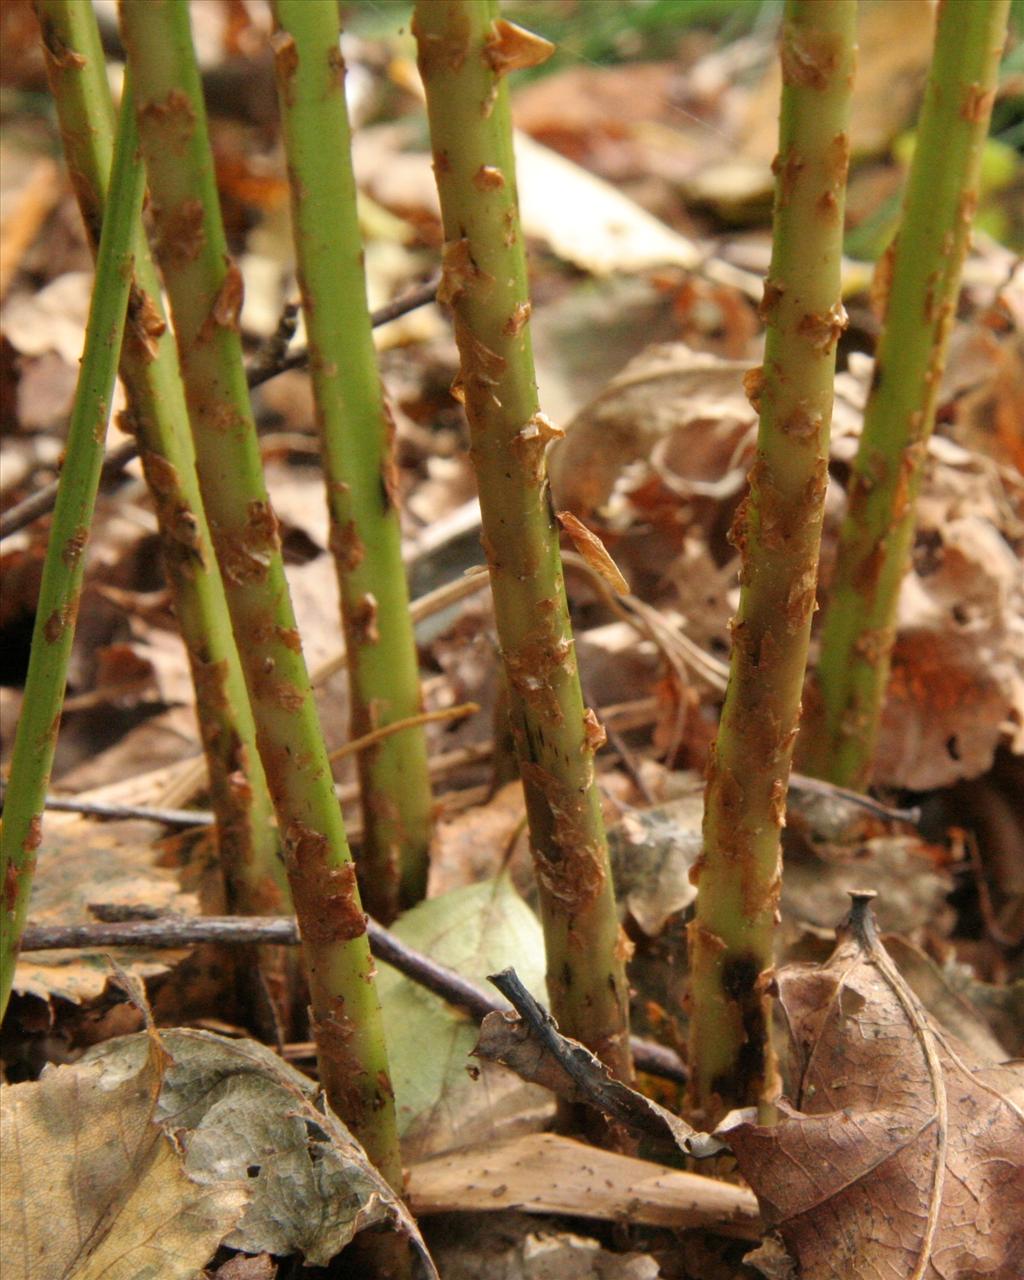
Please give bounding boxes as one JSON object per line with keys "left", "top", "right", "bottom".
{"left": 0, "top": 782, "right": 213, "bottom": 828}
{"left": 788, "top": 771, "right": 921, "bottom": 825}
{"left": 0, "top": 440, "right": 138, "bottom": 540}
{"left": 18, "top": 913, "right": 686, "bottom": 1082}
{"left": 486, "top": 967, "right": 692, "bottom": 1135}
{"left": 487, "top": 966, "right": 647, "bottom": 1130}
{"left": 0, "top": 277, "right": 439, "bottom": 541}
{"left": 247, "top": 275, "right": 440, "bottom": 389}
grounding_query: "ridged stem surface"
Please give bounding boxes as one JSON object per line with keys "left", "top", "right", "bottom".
{"left": 0, "top": 80, "right": 144, "bottom": 1018}
{"left": 805, "top": 0, "right": 1010, "bottom": 790}
{"left": 119, "top": 0, "right": 400, "bottom": 1188}
{"left": 414, "top": 0, "right": 631, "bottom": 1082}
{"left": 271, "top": 0, "right": 432, "bottom": 921}
{"left": 689, "top": 0, "right": 856, "bottom": 1125}
{"left": 35, "top": 0, "right": 288, "bottom": 926}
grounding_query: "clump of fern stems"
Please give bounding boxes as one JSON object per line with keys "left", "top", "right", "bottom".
{"left": 0, "top": 78, "right": 145, "bottom": 1019}
{"left": 270, "top": 0, "right": 433, "bottom": 924}
{"left": 688, "top": 0, "right": 857, "bottom": 1125}
{"left": 413, "top": 0, "right": 633, "bottom": 1084}
{"left": 803, "top": 0, "right": 1010, "bottom": 790}
{"left": 118, "top": 0, "right": 402, "bottom": 1192}
{"left": 35, "top": 0, "right": 289, "bottom": 941}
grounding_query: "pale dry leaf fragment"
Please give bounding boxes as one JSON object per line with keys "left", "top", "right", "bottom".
{"left": 74, "top": 1028, "right": 436, "bottom": 1272}
{"left": 557, "top": 511, "right": 629, "bottom": 595}
{"left": 407, "top": 1131, "right": 761, "bottom": 1237}
{"left": 11, "top": 814, "right": 199, "bottom": 1005}
{"left": 0, "top": 1023, "right": 244, "bottom": 1280}
{"left": 717, "top": 895, "right": 1024, "bottom": 1280}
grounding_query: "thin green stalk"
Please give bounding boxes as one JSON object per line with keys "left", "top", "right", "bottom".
{"left": 804, "top": 0, "right": 1010, "bottom": 790}
{"left": 0, "top": 81, "right": 144, "bottom": 1020}
{"left": 118, "top": 0, "right": 401, "bottom": 1189}
{"left": 35, "top": 0, "right": 289, "bottom": 926}
{"left": 688, "top": 0, "right": 856, "bottom": 1125}
{"left": 271, "top": 0, "right": 432, "bottom": 923}
{"left": 413, "top": 1, "right": 631, "bottom": 1082}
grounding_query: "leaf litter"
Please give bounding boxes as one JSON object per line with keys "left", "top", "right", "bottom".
{"left": 3, "top": 3, "right": 1024, "bottom": 1276}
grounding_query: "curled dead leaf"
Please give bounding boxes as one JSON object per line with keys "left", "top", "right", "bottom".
{"left": 719, "top": 894, "right": 1024, "bottom": 1280}
{"left": 557, "top": 511, "right": 629, "bottom": 595}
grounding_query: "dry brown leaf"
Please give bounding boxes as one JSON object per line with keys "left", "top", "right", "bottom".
{"left": 12, "top": 815, "right": 199, "bottom": 1005}
{"left": 557, "top": 511, "right": 629, "bottom": 594}
{"left": 872, "top": 508, "right": 1024, "bottom": 790}
{"left": 0, "top": 1022, "right": 245, "bottom": 1280}
{"left": 719, "top": 895, "right": 1024, "bottom": 1280}
{"left": 0, "top": 1025, "right": 437, "bottom": 1277}
{"left": 407, "top": 1132, "right": 761, "bottom": 1238}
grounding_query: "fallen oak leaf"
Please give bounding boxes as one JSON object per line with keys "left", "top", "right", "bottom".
{"left": 719, "top": 892, "right": 1024, "bottom": 1280}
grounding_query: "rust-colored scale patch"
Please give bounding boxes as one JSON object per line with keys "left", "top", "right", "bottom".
{"left": 252, "top": 663, "right": 305, "bottom": 714}
{"left": 504, "top": 621, "right": 574, "bottom": 726}
{"left": 742, "top": 365, "right": 765, "bottom": 413}
{"left": 520, "top": 761, "right": 606, "bottom": 910}
{"left": 758, "top": 279, "right": 785, "bottom": 323}
{"left": 412, "top": 3, "right": 471, "bottom": 76}
{"left": 853, "top": 624, "right": 895, "bottom": 666}
{"left": 4, "top": 862, "right": 20, "bottom": 911}
{"left": 329, "top": 519, "right": 365, "bottom": 572}
{"left": 210, "top": 261, "right": 245, "bottom": 332}
{"left": 797, "top": 302, "right": 848, "bottom": 354}
{"left": 961, "top": 82, "right": 995, "bottom": 123}
{"left": 127, "top": 285, "right": 167, "bottom": 361}
{"left": 483, "top": 19, "right": 553, "bottom": 77}
{"left": 503, "top": 300, "right": 531, "bottom": 336}
{"left": 511, "top": 412, "right": 563, "bottom": 485}
{"left": 138, "top": 87, "right": 196, "bottom": 151}
{"left": 582, "top": 707, "right": 607, "bottom": 752}
{"left": 379, "top": 401, "right": 402, "bottom": 512}
{"left": 782, "top": 403, "right": 823, "bottom": 441}
{"left": 474, "top": 164, "right": 506, "bottom": 191}
{"left": 327, "top": 42, "right": 346, "bottom": 86}
{"left": 269, "top": 29, "right": 298, "bottom": 98}
{"left": 437, "top": 237, "right": 492, "bottom": 306}
{"left": 157, "top": 197, "right": 205, "bottom": 267}
{"left": 284, "top": 821, "right": 366, "bottom": 945}
{"left": 458, "top": 325, "right": 509, "bottom": 420}
{"left": 780, "top": 24, "right": 842, "bottom": 91}
{"left": 38, "top": 18, "right": 86, "bottom": 71}
{"left": 348, "top": 592, "right": 380, "bottom": 647}
{"left": 313, "top": 997, "right": 372, "bottom": 1123}
{"left": 218, "top": 500, "right": 281, "bottom": 586}
{"left": 275, "top": 625, "right": 303, "bottom": 654}
{"left": 194, "top": 656, "right": 231, "bottom": 716}
{"left": 43, "top": 607, "right": 67, "bottom": 644}
{"left": 61, "top": 525, "right": 88, "bottom": 569}
{"left": 141, "top": 450, "right": 180, "bottom": 498}
{"left": 771, "top": 147, "right": 804, "bottom": 208}
{"left": 24, "top": 813, "right": 43, "bottom": 853}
